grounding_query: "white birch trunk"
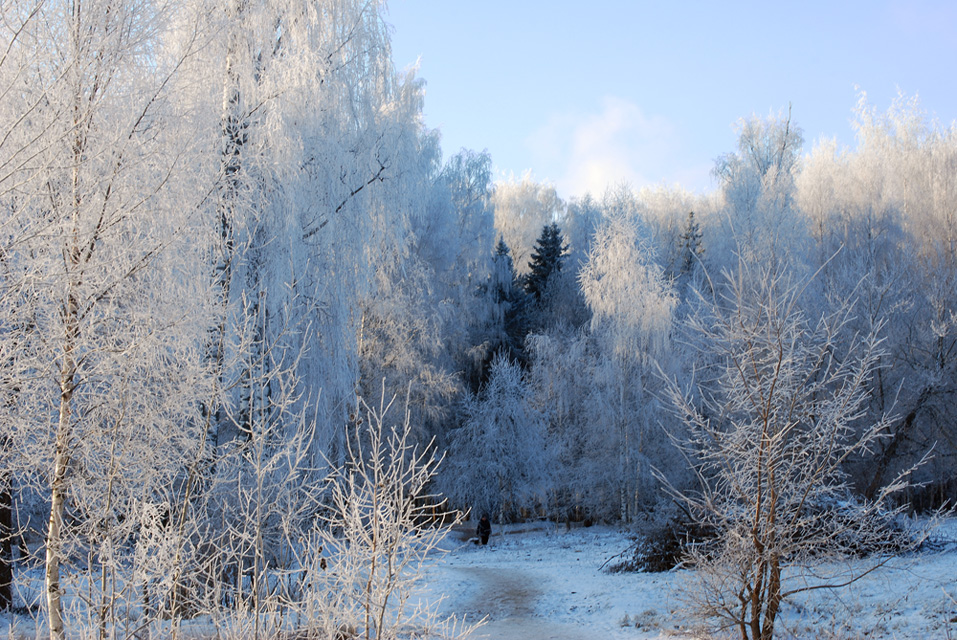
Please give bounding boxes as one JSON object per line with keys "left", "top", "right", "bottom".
{"left": 47, "top": 310, "right": 77, "bottom": 640}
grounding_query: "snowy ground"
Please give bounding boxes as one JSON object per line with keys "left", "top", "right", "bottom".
{"left": 422, "top": 519, "right": 957, "bottom": 640}
{"left": 4, "top": 520, "right": 956, "bottom": 639}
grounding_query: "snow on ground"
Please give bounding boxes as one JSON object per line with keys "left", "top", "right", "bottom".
{"left": 422, "top": 519, "right": 957, "bottom": 640}
{"left": 422, "top": 522, "right": 692, "bottom": 639}
{"left": 3, "top": 519, "right": 956, "bottom": 638}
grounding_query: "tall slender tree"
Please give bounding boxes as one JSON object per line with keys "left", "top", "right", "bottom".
{"left": 0, "top": 0, "right": 214, "bottom": 636}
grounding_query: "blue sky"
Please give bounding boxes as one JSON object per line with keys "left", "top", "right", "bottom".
{"left": 385, "top": 1, "right": 957, "bottom": 200}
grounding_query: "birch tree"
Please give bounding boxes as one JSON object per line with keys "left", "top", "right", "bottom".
{"left": 579, "top": 210, "right": 676, "bottom": 521}
{"left": 525, "top": 329, "right": 598, "bottom": 520}
{"left": 711, "top": 109, "right": 808, "bottom": 281}
{"left": 492, "top": 176, "right": 563, "bottom": 272}
{"left": 0, "top": 0, "right": 214, "bottom": 636}
{"left": 190, "top": 0, "right": 423, "bottom": 459}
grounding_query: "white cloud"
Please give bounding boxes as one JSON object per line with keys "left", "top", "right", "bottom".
{"left": 525, "top": 97, "right": 709, "bottom": 199}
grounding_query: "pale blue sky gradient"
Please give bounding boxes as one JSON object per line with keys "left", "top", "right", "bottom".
{"left": 386, "top": 1, "right": 956, "bottom": 200}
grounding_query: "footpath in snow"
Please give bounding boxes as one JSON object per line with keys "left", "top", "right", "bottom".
{"left": 423, "top": 523, "right": 693, "bottom": 640}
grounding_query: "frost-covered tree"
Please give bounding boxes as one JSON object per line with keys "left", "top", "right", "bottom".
{"left": 679, "top": 210, "right": 705, "bottom": 276}
{"left": 664, "top": 259, "right": 922, "bottom": 640}
{"left": 308, "top": 393, "right": 477, "bottom": 640}
{"left": 796, "top": 92, "right": 957, "bottom": 504}
{"left": 442, "top": 354, "right": 550, "bottom": 521}
{"left": 468, "top": 237, "right": 527, "bottom": 385}
{"left": 712, "top": 108, "right": 808, "bottom": 279}
{"left": 0, "top": 0, "right": 215, "bottom": 635}
{"left": 563, "top": 193, "right": 602, "bottom": 270}
{"left": 579, "top": 211, "right": 676, "bottom": 520}
{"left": 357, "top": 256, "right": 463, "bottom": 446}
{"left": 356, "top": 146, "right": 497, "bottom": 446}
{"left": 525, "top": 329, "right": 599, "bottom": 520}
{"left": 491, "top": 237, "right": 523, "bottom": 313}
{"left": 438, "top": 149, "right": 497, "bottom": 271}
{"left": 187, "top": 0, "right": 429, "bottom": 462}
{"left": 522, "top": 222, "right": 586, "bottom": 337}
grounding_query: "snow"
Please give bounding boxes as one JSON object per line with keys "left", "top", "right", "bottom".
{"left": 421, "top": 519, "right": 957, "bottom": 639}
{"left": 4, "top": 519, "right": 956, "bottom": 639}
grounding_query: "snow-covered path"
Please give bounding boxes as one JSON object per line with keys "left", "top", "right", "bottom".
{"left": 449, "top": 565, "right": 595, "bottom": 640}
{"left": 422, "top": 524, "right": 691, "bottom": 639}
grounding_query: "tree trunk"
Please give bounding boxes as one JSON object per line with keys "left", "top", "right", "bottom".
{"left": 761, "top": 558, "right": 782, "bottom": 640}
{"left": 47, "top": 282, "right": 79, "bottom": 640}
{"left": 46, "top": 385, "right": 73, "bottom": 640}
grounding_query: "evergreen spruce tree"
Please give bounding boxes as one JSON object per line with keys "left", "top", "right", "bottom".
{"left": 680, "top": 210, "right": 705, "bottom": 275}
{"left": 525, "top": 223, "right": 568, "bottom": 300}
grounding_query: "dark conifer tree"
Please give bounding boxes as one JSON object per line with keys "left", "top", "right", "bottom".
{"left": 525, "top": 223, "right": 568, "bottom": 300}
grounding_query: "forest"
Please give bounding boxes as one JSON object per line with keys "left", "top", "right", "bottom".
{"left": 0, "top": 0, "right": 955, "bottom": 638}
